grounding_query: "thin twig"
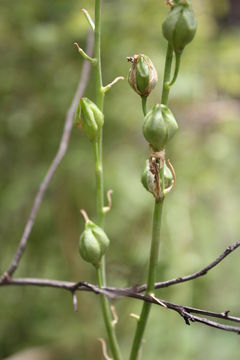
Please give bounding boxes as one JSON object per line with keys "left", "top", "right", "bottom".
{"left": 135, "top": 240, "right": 240, "bottom": 292}
{"left": 1, "top": 276, "right": 240, "bottom": 333}
{"left": 1, "top": 241, "right": 240, "bottom": 333}
{"left": 0, "top": 33, "right": 94, "bottom": 281}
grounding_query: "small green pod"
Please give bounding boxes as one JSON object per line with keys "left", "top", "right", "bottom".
{"left": 162, "top": 2, "right": 197, "bottom": 54}
{"left": 128, "top": 54, "right": 158, "bottom": 97}
{"left": 79, "top": 220, "right": 110, "bottom": 268}
{"left": 142, "top": 104, "right": 178, "bottom": 151}
{"left": 141, "top": 160, "right": 156, "bottom": 195}
{"left": 75, "top": 98, "right": 104, "bottom": 142}
{"left": 79, "top": 229, "right": 102, "bottom": 268}
{"left": 141, "top": 160, "right": 173, "bottom": 195}
{"left": 161, "top": 105, "right": 179, "bottom": 143}
{"left": 88, "top": 221, "right": 110, "bottom": 255}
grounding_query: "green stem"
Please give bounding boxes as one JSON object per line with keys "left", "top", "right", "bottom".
{"left": 129, "top": 43, "right": 174, "bottom": 360}
{"left": 161, "top": 43, "right": 174, "bottom": 106}
{"left": 97, "top": 267, "right": 122, "bottom": 360}
{"left": 94, "top": 137, "right": 104, "bottom": 227}
{"left": 129, "top": 200, "right": 164, "bottom": 360}
{"left": 94, "top": 0, "right": 104, "bottom": 228}
{"left": 168, "top": 52, "right": 181, "bottom": 87}
{"left": 94, "top": 1, "right": 122, "bottom": 359}
{"left": 141, "top": 96, "right": 147, "bottom": 116}
{"left": 94, "top": 0, "right": 104, "bottom": 111}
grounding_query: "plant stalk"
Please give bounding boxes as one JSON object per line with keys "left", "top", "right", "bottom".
{"left": 94, "top": 0, "right": 105, "bottom": 228}
{"left": 129, "top": 200, "right": 164, "bottom": 360}
{"left": 129, "top": 43, "right": 174, "bottom": 360}
{"left": 93, "top": 1, "right": 122, "bottom": 359}
{"left": 161, "top": 43, "right": 173, "bottom": 106}
{"left": 97, "top": 267, "right": 122, "bottom": 360}
{"left": 141, "top": 96, "right": 147, "bottom": 116}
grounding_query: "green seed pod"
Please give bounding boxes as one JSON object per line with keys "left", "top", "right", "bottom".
{"left": 88, "top": 221, "right": 110, "bottom": 255}
{"left": 162, "top": 2, "right": 197, "bottom": 54}
{"left": 79, "top": 229, "right": 101, "bottom": 268}
{"left": 142, "top": 104, "right": 178, "bottom": 151}
{"left": 75, "top": 98, "right": 104, "bottom": 142}
{"left": 141, "top": 160, "right": 156, "bottom": 195}
{"left": 79, "top": 220, "right": 110, "bottom": 268}
{"left": 141, "top": 160, "right": 173, "bottom": 195}
{"left": 128, "top": 54, "right": 158, "bottom": 97}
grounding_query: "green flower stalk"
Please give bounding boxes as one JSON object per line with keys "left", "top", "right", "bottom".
{"left": 75, "top": 1, "right": 196, "bottom": 359}
{"left": 129, "top": 3, "right": 196, "bottom": 359}
{"left": 75, "top": 0, "right": 123, "bottom": 358}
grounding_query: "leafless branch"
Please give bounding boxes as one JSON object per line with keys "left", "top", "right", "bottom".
{"left": 135, "top": 240, "right": 240, "bottom": 292}
{"left": 0, "top": 275, "right": 240, "bottom": 334}
{"left": 0, "top": 33, "right": 94, "bottom": 281}
{"left": 1, "top": 240, "right": 240, "bottom": 334}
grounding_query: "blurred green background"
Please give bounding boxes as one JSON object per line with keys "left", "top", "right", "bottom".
{"left": 0, "top": 0, "right": 240, "bottom": 359}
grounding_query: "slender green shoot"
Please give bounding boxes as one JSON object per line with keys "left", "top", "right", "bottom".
{"left": 93, "top": 1, "right": 122, "bottom": 359}
{"left": 141, "top": 96, "right": 147, "bottom": 116}
{"left": 129, "top": 43, "right": 174, "bottom": 360}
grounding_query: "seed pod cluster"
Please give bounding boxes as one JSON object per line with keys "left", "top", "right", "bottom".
{"left": 142, "top": 104, "right": 178, "bottom": 151}
{"left": 79, "top": 220, "right": 110, "bottom": 268}
{"left": 128, "top": 54, "right": 158, "bottom": 97}
{"left": 75, "top": 97, "right": 104, "bottom": 142}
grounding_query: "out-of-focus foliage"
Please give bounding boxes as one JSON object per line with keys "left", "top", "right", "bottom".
{"left": 0, "top": 0, "right": 240, "bottom": 359}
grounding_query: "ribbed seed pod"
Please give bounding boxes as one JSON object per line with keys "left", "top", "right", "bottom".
{"left": 141, "top": 160, "right": 156, "bottom": 195}
{"left": 128, "top": 54, "right": 158, "bottom": 97}
{"left": 79, "top": 220, "right": 110, "bottom": 268}
{"left": 142, "top": 104, "right": 178, "bottom": 151}
{"left": 141, "top": 160, "right": 173, "bottom": 195}
{"left": 162, "top": 2, "right": 197, "bottom": 54}
{"left": 75, "top": 98, "right": 104, "bottom": 142}
{"left": 79, "top": 229, "right": 102, "bottom": 268}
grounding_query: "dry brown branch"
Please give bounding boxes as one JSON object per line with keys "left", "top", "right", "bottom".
{"left": 134, "top": 240, "right": 240, "bottom": 292}
{"left": 1, "top": 275, "right": 240, "bottom": 334}
{"left": 0, "top": 33, "right": 94, "bottom": 282}
{"left": 1, "top": 240, "right": 239, "bottom": 334}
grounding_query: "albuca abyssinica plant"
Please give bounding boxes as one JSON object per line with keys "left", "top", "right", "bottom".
{"left": 75, "top": 0, "right": 196, "bottom": 359}
{"left": 2, "top": 1, "right": 240, "bottom": 359}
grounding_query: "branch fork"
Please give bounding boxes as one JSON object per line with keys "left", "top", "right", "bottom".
{"left": 1, "top": 237, "right": 240, "bottom": 334}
